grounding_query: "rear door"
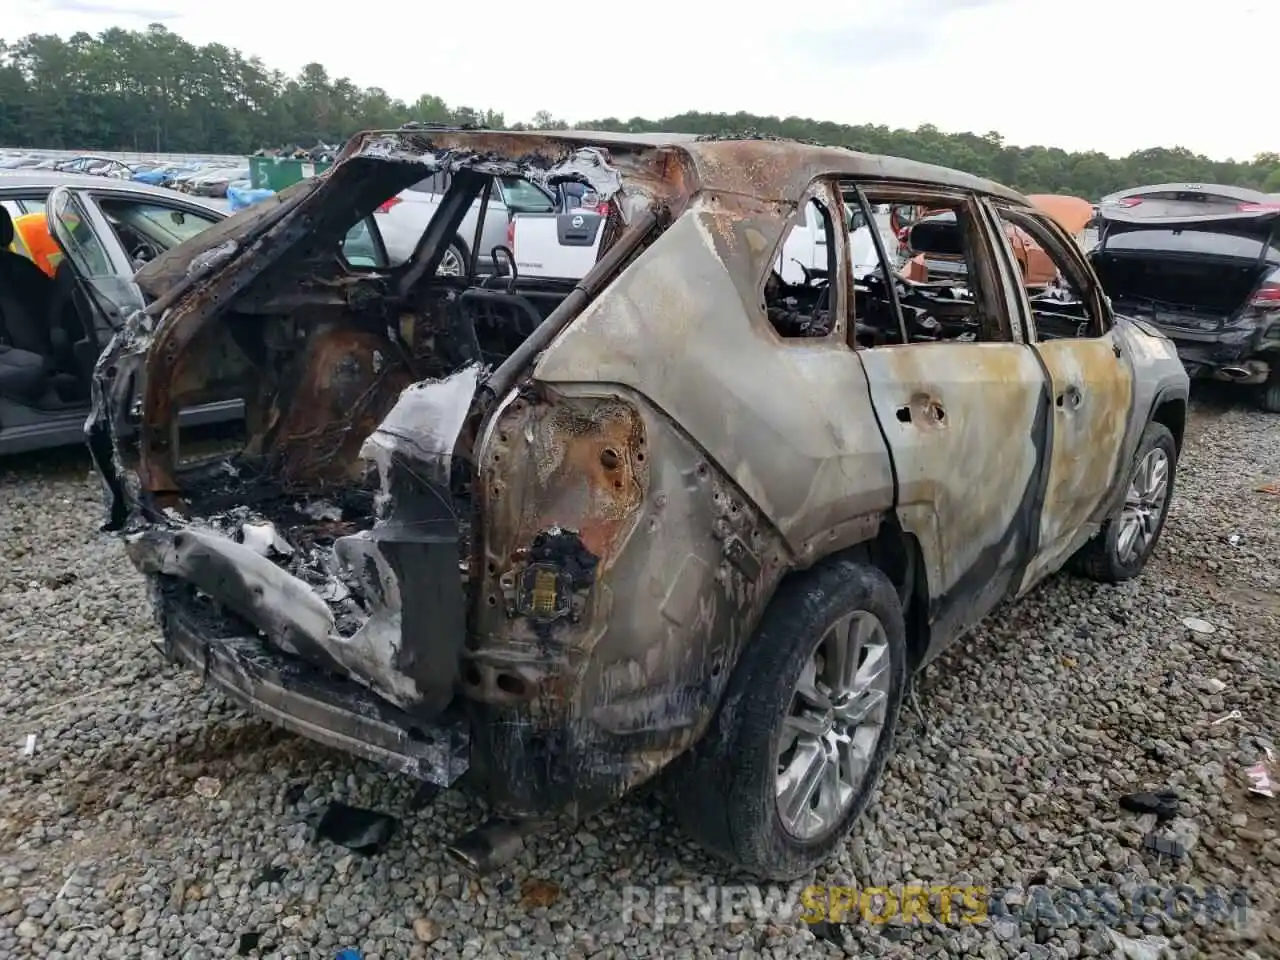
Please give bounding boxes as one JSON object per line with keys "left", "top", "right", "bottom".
{"left": 847, "top": 184, "right": 1051, "bottom": 653}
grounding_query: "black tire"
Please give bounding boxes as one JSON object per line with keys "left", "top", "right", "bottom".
{"left": 1068, "top": 421, "right": 1177, "bottom": 583}
{"left": 672, "top": 558, "right": 908, "bottom": 881}
{"left": 1258, "top": 363, "right": 1280, "bottom": 413}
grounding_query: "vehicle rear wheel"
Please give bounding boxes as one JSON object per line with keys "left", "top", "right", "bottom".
{"left": 1258, "top": 363, "right": 1280, "bottom": 413}
{"left": 673, "top": 558, "right": 907, "bottom": 880}
{"left": 1068, "top": 421, "right": 1176, "bottom": 583}
{"left": 435, "top": 240, "right": 466, "bottom": 277}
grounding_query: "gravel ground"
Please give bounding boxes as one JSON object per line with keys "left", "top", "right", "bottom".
{"left": 1, "top": 390, "right": 1278, "bottom": 960}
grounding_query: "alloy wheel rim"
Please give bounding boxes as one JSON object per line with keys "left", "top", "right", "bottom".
{"left": 1116, "top": 447, "right": 1170, "bottom": 564}
{"left": 775, "top": 610, "right": 893, "bottom": 840}
{"left": 436, "top": 247, "right": 463, "bottom": 277}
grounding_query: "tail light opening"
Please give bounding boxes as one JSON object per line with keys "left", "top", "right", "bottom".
{"left": 1249, "top": 282, "right": 1280, "bottom": 309}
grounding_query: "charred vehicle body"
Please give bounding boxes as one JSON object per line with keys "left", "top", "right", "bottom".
{"left": 82, "top": 129, "right": 1189, "bottom": 880}
{"left": 1090, "top": 202, "right": 1280, "bottom": 411}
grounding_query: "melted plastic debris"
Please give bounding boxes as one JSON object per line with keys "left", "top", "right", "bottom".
{"left": 315, "top": 579, "right": 351, "bottom": 603}
{"left": 241, "top": 521, "right": 294, "bottom": 558}
{"left": 187, "top": 239, "right": 238, "bottom": 279}
{"left": 542, "top": 146, "right": 623, "bottom": 202}
{"left": 121, "top": 305, "right": 154, "bottom": 337}
{"left": 360, "top": 364, "right": 482, "bottom": 495}
{"left": 302, "top": 500, "right": 344, "bottom": 522}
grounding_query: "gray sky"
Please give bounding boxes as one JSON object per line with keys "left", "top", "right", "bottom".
{"left": 10, "top": 0, "right": 1276, "bottom": 161}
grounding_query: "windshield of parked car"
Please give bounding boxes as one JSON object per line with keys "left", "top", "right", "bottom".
{"left": 98, "top": 199, "right": 221, "bottom": 251}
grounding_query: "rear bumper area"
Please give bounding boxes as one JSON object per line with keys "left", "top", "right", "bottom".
{"left": 157, "top": 604, "right": 470, "bottom": 786}
{"left": 1168, "top": 334, "right": 1272, "bottom": 384}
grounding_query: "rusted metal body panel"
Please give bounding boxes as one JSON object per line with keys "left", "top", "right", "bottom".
{"left": 533, "top": 204, "right": 895, "bottom": 566}
{"left": 267, "top": 326, "right": 418, "bottom": 489}
{"left": 855, "top": 342, "right": 1048, "bottom": 646}
{"left": 466, "top": 382, "right": 787, "bottom": 816}
{"left": 88, "top": 127, "right": 1190, "bottom": 828}
{"left": 1016, "top": 334, "right": 1134, "bottom": 591}
{"left": 1090, "top": 317, "right": 1189, "bottom": 509}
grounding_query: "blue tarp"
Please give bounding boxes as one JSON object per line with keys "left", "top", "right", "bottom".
{"left": 227, "top": 185, "right": 276, "bottom": 212}
{"left": 131, "top": 168, "right": 172, "bottom": 185}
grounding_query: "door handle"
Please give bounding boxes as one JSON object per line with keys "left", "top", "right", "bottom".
{"left": 1056, "top": 385, "right": 1083, "bottom": 409}
{"left": 1112, "top": 342, "right": 1122, "bottom": 358}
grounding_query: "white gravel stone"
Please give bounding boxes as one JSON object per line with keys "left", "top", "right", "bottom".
{"left": 1, "top": 391, "right": 1278, "bottom": 959}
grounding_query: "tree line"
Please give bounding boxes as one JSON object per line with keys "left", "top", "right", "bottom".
{"left": 2, "top": 24, "right": 1278, "bottom": 198}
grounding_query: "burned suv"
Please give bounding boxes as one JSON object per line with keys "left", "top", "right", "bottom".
{"left": 84, "top": 129, "right": 1189, "bottom": 880}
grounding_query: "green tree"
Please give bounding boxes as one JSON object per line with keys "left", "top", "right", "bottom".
{"left": 1, "top": 24, "right": 1276, "bottom": 198}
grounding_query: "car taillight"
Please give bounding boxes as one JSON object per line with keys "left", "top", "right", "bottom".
{"left": 506, "top": 219, "right": 515, "bottom": 250}
{"left": 594, "top": 202, "right": 609, "bottom": 216}
{"left": 1238, "top": 202, "right": 1280, "bottom": 213}
{"left": 376, "top": 196, "right": 402, "bottom": 214}
{"left": 1116, "top": 197, "right": 1143, "bottom": 208}
{"left": 1250, "top": 283, "right": 1280, "bottom": 308}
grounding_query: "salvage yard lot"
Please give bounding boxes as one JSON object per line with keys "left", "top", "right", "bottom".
{"left": 1, "top": 388, "right": 1278, "bottom": 960}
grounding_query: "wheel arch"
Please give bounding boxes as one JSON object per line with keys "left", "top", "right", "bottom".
{"left": 802, "top": 513, "right": 931, "bottom": 673}
{"left": 1150, "top": 393, "right": 1187, "bottom": 453}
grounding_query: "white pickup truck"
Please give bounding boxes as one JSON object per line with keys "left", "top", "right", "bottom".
{"left": 511, "top": 198, "right": 895, "bottom": 281}
{"left": 510, "top": 208, "right": 607, "bottom": 280}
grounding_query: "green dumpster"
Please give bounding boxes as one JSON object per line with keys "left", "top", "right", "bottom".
{"left": 249, "top": 155, "right": 334, "bottom": 191}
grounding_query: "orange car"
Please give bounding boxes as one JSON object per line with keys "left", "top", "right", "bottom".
{"left": 899, "top": 194, "right": 1094, "bottom": 285}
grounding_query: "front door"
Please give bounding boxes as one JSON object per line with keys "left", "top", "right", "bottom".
{"left": 983, "top": 202, "right": 1134, "bottom": 592}
{"left": 46, "top": 186, "right": 147, "bottom": 347}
